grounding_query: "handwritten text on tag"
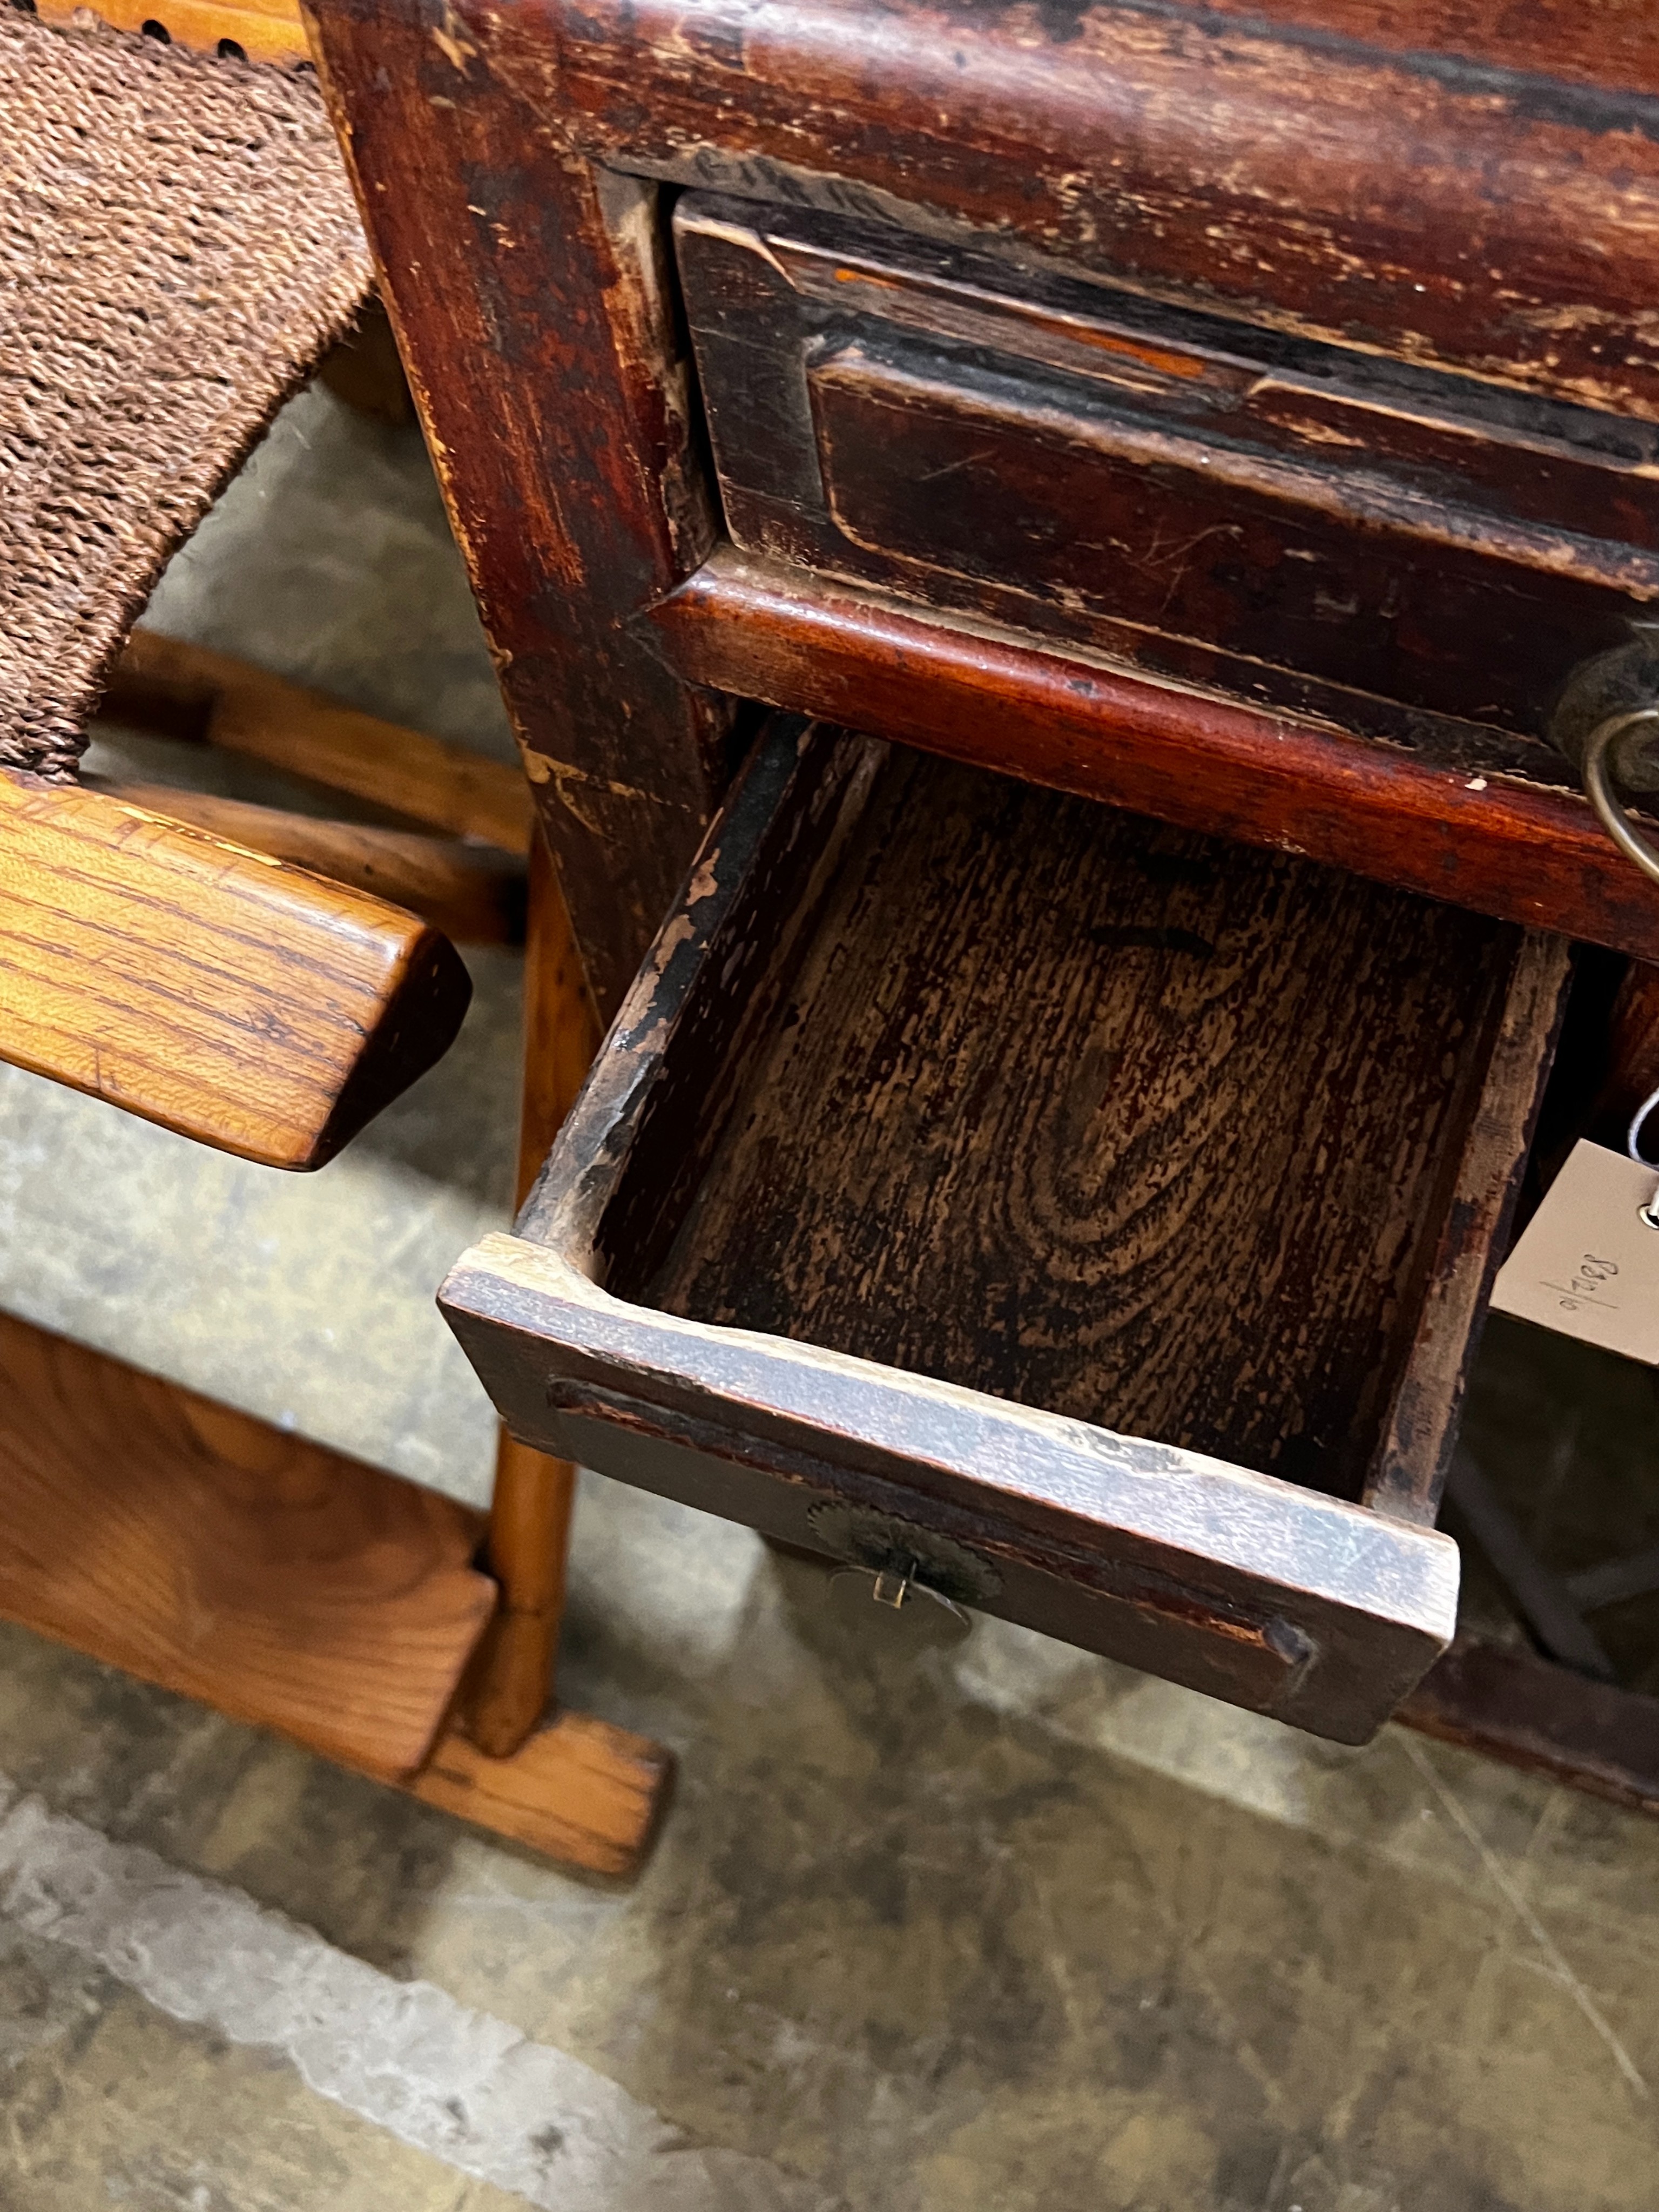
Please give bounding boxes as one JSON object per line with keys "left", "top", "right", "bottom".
{"left": 1491, "top": 1139, "right": 1659, "bottom": 1363}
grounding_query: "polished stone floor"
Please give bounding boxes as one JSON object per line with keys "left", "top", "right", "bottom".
{"left": 1, "top": 383, "right": 1656, "bottom": 2211}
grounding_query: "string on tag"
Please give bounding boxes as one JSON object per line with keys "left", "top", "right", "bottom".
{"left": 1626, "top": 1084, "right": 1659, "bottom": 1228}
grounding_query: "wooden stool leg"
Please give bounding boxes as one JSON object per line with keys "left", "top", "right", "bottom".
{"left": 372, "top": 826, "right": 672, "bottom": 1870}
{"left": 466, "top": 830, "right": 602, "bottom": 1758}
{"left": 468, "top": 1437, "right": 577, "bottom": 1755}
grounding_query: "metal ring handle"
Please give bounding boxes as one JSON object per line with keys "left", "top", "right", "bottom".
{"left": 1582, "top": 707, "right": 1659, "bottom": 888}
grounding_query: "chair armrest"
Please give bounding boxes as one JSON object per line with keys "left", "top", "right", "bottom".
{"left": 0, "top": 768, "right": 471, "bottom": 1169}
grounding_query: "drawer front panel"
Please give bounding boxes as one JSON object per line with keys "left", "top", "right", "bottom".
{"left": 441, "top": 1246, "right": 1456, "bottom": 1744}
{"left": 677, "top": 194, "right": 1659, "bottom": 772}
{"left": 810, "top": 346, "right": 1640, "bottom": 744}
{"left": 478, "top": 1361, "right": 1443, "bottom": 1743}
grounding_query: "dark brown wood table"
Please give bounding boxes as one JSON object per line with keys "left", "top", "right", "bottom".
{"left": 307, "top": 0, "right": 1659, "bottom": 1802}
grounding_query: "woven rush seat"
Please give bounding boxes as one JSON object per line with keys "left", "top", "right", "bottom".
{"left": 0, "top": 9, "right": 372, "bottom": 780}
{"left": 0, "top": 11, "right": 480, "bottom": 1175}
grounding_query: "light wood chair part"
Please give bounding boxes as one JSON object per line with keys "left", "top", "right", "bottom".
{"left": 0, "top": 638, "right": 670, "bottom": 1872}
{"left": 32, "top": 0, "right": 309, "bottom": 63}
{"left": 0, "top": 764, "right": 471, "bottom": 1171}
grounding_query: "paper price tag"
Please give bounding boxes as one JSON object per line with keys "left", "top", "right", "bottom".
{"left": 1491, "top": 1140, "right": 1659, "bottom": 1363}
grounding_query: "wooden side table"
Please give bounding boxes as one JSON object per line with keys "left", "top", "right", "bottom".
{"left": 305, "top": 0, "right": 1659, "bottom": 1804}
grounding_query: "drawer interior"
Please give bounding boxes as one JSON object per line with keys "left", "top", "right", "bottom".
{"left": 599, "top": 733, "right": 1542, "bottom": 1514}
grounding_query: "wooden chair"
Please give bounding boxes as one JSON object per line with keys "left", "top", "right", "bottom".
{"left": 303, "top": 0, "right": 1659, "bottom": 1807}
{"left": 0, "top": 4, "right": 670, "bottom": 1873}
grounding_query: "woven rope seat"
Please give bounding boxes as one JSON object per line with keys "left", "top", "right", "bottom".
{"left": 0, "top": 8, "right": 372, "bottom": 780}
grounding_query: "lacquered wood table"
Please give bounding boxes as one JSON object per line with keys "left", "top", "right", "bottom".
{"left": 306, "top": 0, "right": 1659, "bottom": 1803}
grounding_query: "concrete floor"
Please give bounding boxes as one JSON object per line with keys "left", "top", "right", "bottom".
{"left": 2, "top": 385, "right": 1657, "bottom": 2210}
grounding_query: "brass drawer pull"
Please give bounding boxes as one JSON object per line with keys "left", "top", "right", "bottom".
{"left": 1553, "top": 639, "right": 1659, "bottom": 887}
{"left": 1582, "top": 709, "right": 1659, "bottom": 890}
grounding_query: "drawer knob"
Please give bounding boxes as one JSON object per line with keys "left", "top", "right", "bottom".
{"left": 1552, "top": 635, "right": 1659, "bottom": 886}
{"left": 810, "top": 1499, "right": 995, "bottom": 1653}
{"left": 807, "top": 1500, "right": 1001, "bottom": 1601}
{"left": 828, "top": 1562, "right": 974, "bottom": 1651}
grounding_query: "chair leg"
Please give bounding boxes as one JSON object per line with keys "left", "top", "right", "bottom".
{"left": 2, "top": 672, "right": 669, "bottom": 1870}
{"left": 464, "top": 825, "right": 603, "bottom": 1759}
{"left": 308, "top": 806, "right": 673, "bottom": 1867}
{"left": 466, "top": 1435, "right": 578, "bottom": 1756}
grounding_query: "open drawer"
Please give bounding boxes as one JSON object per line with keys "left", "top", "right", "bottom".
{"left": 441, "top": 722, "right": 1571, "bottom": 1743}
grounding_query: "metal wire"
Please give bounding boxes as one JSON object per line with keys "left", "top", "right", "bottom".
{"left": 1582, "top": 705, "right": 1659, "bottom": 889}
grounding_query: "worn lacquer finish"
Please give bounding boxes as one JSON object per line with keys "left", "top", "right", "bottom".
{"left": 301, "top": 0, "right": 1659, "bottom": 1783}
{"left": 446, "top": 1232, "right": 1458, "bottom": 1742}
{"left": 676, "top": 195, "right": 1659, "bottom": 751}
{"left": 474, "top": 0, "right": 1659, "bottom": 421}
{"left": 648, "top": 551, "right": 1659, "bottom": 968}
{"left": 660, "top": 193, "right": 1659, "bottom": 946}
{"left": 303, "top": 0, "right": 730, "bottom": 1015}
{"left": 306, "top": 0, "right": 1659, "bottom": 983}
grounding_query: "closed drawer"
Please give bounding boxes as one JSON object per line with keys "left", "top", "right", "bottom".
{"left": 676, "top": 193, "right": 1659, "bottom": 781}
{"left": 442, "top": 721, "right": 1569, "bottom": 1744}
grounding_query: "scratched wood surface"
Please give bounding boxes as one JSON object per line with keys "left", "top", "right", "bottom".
{"left": 0, "top": 1311, "right": 493, "bottom": 1780}
{"left": 303, "top": 1, "right": 730, "bottom": 1015}
{"left": 0, "top": 766, "right": 470, "bottom": 1169}
{"left": 646, "top": 745, "right": 1523, "bottom": 1503}
{"left": 1158, "top": 0, "right": 1659, "bottom": 95}
{"left": 676, "top": 194, "right": 1659, "bottom": 757}
{"left": 649, "top": 552, "right": 1659, "bottom": 970}
{"left": 501, "top": 0, "right": 1659, "bottom": 423}
{"left": 442, "top": 724, "right": 1507, "bottom": 1736}
{"left": 808, "top": 348, "right": 1642, "bottom": 744}
{"left": 305, "top": 0, "right": 1659, "bottom": 1008}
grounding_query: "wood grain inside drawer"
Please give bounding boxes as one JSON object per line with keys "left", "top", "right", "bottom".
{"left": 442, "top": 722, "right": 1570, "bottom": 1744}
